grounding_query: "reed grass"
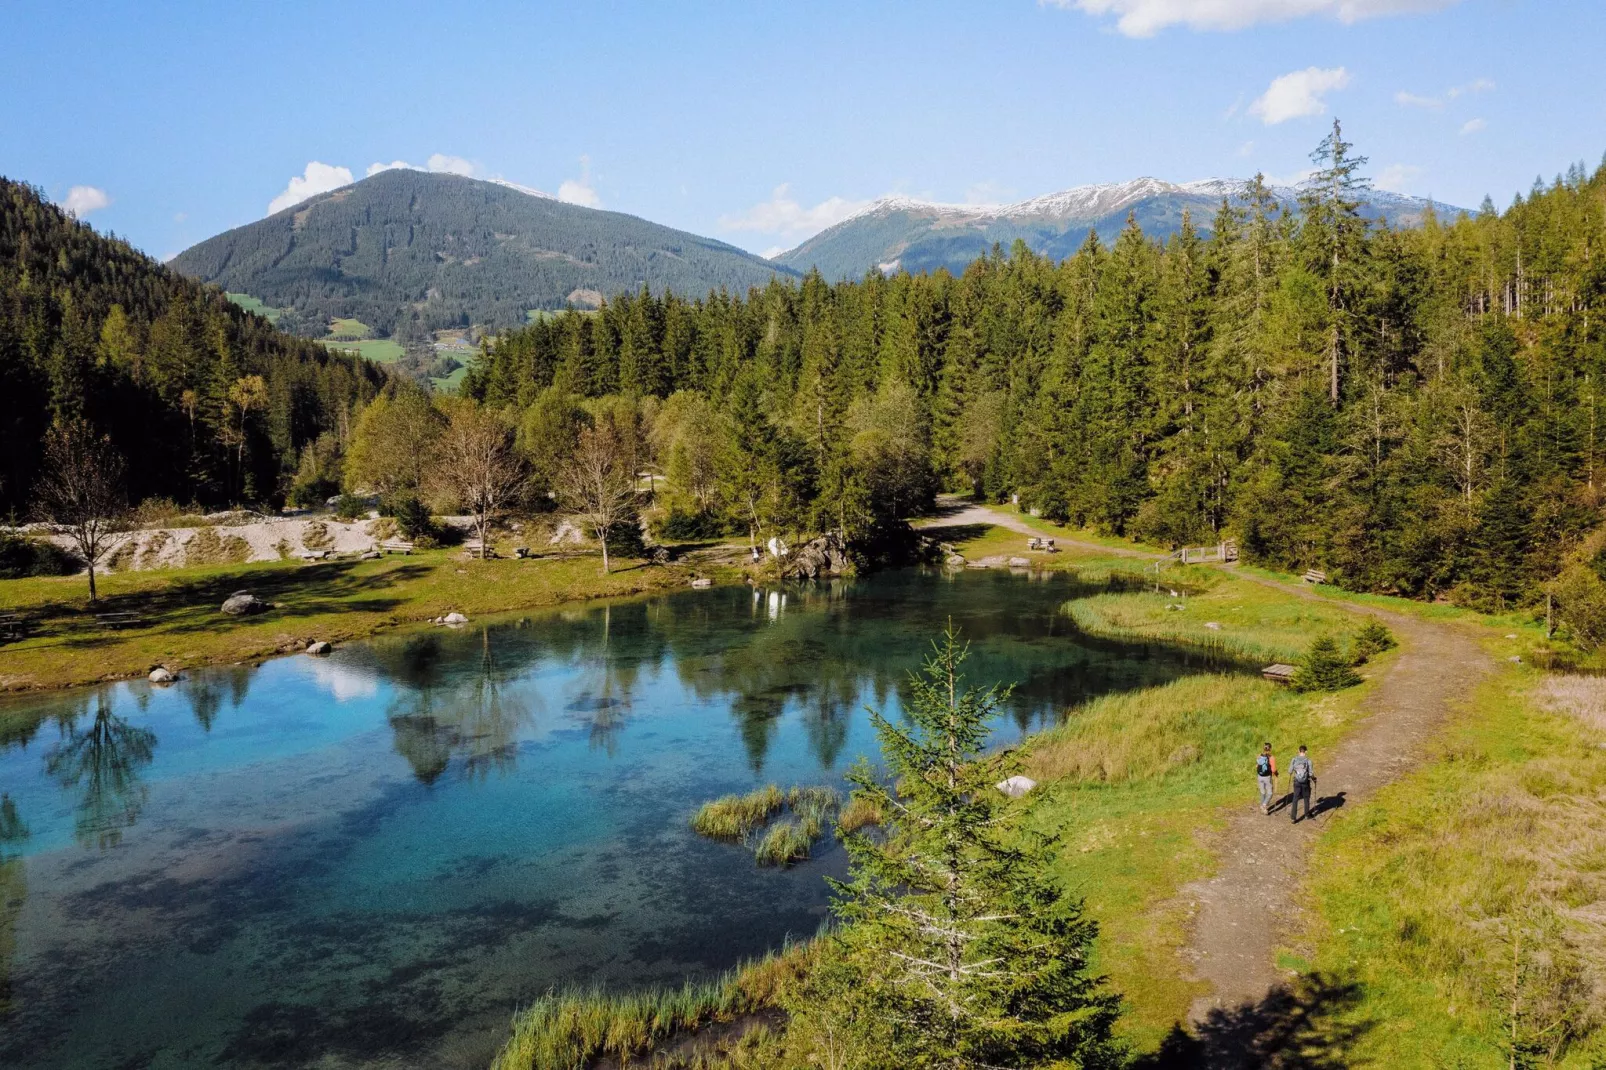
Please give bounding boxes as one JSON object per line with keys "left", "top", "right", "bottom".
{"left": 690, "top": 785, "right": 785, "bottom": 840}
{"left": 492, "top": 943, "right": 812, "bottom": 1070}
{"left": 836, "top": 794, "right": 884, "bottom": 834}
{"left": 754, "top": 820, "right": 816, "bottom": 866}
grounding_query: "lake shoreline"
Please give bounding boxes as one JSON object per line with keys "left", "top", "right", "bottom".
{"left": 0, "top": 550, "right": 737, "bottom": 695}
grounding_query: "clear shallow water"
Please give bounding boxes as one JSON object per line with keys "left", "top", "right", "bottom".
{"left": 0, "top": 569, "right": 1239, "bottom": 1069}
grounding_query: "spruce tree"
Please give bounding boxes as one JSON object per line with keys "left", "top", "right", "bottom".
{"left": 820, "top": 629, "right": 1123, "bottom": 1070}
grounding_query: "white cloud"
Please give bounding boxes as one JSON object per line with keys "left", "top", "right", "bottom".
{"left": 1375, "top": 163, "right": 1424, "bottom": 193}
{"left": 268, "top": 161, "right": 354, "bottom": 215}
{"left": 760, "top": 246, "right": 787, "bottom": 260}
{"left": 1394, "top": 90, "right": 1442, "bottom": 110}
{"left": 1460, "top": 117, "right": 1487, "bottom": 135}
{"left": 557, "top": 155, "right": 602, "bottom": 208}
{"left": 1048, "top": 0, "right": 1462, "bottom": 36}
{"left": 1249, "top": 66, "right": 1350, "bottom": 125}
{"left": 60, "top": 185, "right": 110, "bottom": 218}
{"left": 367, "top": 154, "right": 478, "bottom": 178}
{"left": 1394, "top": 76, "right": 1493, "bottom": 110}
{"left": 173, "top": 211, "right": 187, "bottom": 223}
{"left": 719, "top": 183, "right": 872, "bottom": 239}
{"left": 1237, "top": 140, "right": 1256, "bottom": 156}
{"left": 426, "top": 153, "right": 476, "bottom": 177}
{"left": 1446, "top": 77, "right": 1494, "bottom": 99}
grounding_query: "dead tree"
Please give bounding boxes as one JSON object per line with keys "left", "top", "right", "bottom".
{"left": 33, "top": 421, "right": 130, "bottom": 604}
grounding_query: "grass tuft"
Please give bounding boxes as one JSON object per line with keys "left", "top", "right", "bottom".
{"left": 754, "top": 820, "right": 816, "bottom": 866}
{"left": 691, "top": 785, "right": 785, "bottom": 840}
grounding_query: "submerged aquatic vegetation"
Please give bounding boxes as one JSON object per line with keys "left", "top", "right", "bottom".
{"left": 690, "top": 784, "right": 785, "bottom": 840}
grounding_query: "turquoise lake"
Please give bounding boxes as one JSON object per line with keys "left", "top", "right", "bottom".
{"left": 0, "top": 569, "right": 1239, "bottom": 1069}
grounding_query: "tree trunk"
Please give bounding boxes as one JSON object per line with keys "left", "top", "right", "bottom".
{"left": 88, "top": 560, "right": 98, "bottom": 604}
{"left": 599, "top": 523, "right": 611, "bottom": 574}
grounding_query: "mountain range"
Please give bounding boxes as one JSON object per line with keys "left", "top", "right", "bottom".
{"left": 773, "top": 178, "right": 1465, "bottom": 280}
{"left": 171, "top": 170, "right": 1462, "bottom": 343}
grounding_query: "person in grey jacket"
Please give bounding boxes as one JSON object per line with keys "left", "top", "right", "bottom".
{"left": 1289, "top": 745, "right": 1316, "bottom": 823}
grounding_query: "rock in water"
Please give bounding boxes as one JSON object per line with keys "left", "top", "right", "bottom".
{"left": 306, "top": 640, "right": 332, "bottom": 655}
{"left": 996, "top": 775, "right": 1037, "bottom": 798}
{"left": 148, "top": 666, "right": 174, "bottom": 684}
{"left": 781, "top": 532, "right": 850, "bottom": 580}
{"left": 221, "top": 591, "right": 269, "bottom": 616}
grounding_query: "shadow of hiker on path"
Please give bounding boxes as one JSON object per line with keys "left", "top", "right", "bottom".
{"left": 1133, "top": 973, "right": 1372, "bottom": 1070}
{"left": 1310, "top": 791, "right": 1348, "bottom": 819}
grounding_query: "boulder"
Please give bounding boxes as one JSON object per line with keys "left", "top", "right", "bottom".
{"left": 443, "top": 611, "right": 469, "bottom": 625}
{"left": 148, "top": 666, "right": 175, "bottom": 684}
{"left": 996, "top": 775, "right": 1038, "bottom": 799}
{"left": 221, "top": 591, "right": 270, "bottom": 616}
{"left": 945, "top": 553, "right": 966, "bottom": 568}
{"left": 690, "top": 577, "right": 713, "bottom": 589}
{"left": 1205, "top": 621, "right": 1222, "bottom": 631}
{"left": 306, "top": 640, "right": 332, "bottom": 656}
{"left": 1008, "top": 556, "right": 1031, "bottom": 568}
{"left": 780, "top": 532, "right": 849, "bottom": 580}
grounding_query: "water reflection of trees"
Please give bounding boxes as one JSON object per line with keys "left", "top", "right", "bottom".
{"left": 43, "top": 693, "right": 157, "bottom": 849}
{"left": 350, "top": 571, "right": 1252, "bottom": 779}
{"left": 0, "top": 794, "right": 24, "bottom": 1019}
{"left": 378, "top": 629, "right": 536, "bottom": 784}
{"left": 179, "top": 665, "right": 255, "bottom": 732}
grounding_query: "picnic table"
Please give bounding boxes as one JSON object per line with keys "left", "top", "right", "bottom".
{"left": 0, "top": 612, "right": 27, "bottom": 642}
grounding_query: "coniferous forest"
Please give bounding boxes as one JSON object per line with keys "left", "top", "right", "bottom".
{"left": 467, "top": 127, "right": 1606, "bottom": 618}
{"left": 0, "top": 178, "right": 384, "bottom": 515}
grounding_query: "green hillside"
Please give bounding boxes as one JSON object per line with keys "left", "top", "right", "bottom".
{"left": 172, "top": 169, "right": 797, "bottom": 342}
{"left": 0, "top": 177, "right": 384, "bottom": 513}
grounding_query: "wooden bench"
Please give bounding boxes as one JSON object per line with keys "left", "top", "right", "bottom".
{"left": 513, "top": 546, "right": 533, "bottom": 559}
{"left": 1262, "top": 663, "right": 1297, "bottom": 684}
{"left": 1302, "top": 569, "right": 1328, "bottom": 585}
{"left": 295, "top": 549, "right": 331, "bottom": 561}
{"left": 1027, "top": 537, "right": 1059, "bottom": 553}
{"left": 95, "top": 611, "right": 145, "bottom": 629}
{"left": 0, "top": 613, "right": 26, "bottom": 643}
{"left": 380, "top": 540, "right": 415, "bottom": 555}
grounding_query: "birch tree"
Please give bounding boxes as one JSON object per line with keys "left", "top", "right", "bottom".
{"left": 429, "top": 404, "right": 526, "bottom": 559}
{"left": 557, "top": 420, "right": 637, "bottom": 574}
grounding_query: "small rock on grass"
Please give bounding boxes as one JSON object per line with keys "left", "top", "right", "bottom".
{"left": 306, "top": 640, "right": 332, "bottom": 656}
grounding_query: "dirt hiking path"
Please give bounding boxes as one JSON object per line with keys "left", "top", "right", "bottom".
{"left": 1178, "top": 572, "right": 1493, "bottom": 1062}
{"left": 918, "top": 503, "right": 1496, "bottom": 1064}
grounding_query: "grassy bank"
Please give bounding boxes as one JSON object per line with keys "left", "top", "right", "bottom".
{"left": 1287, "top": 668, "right": 1606, "bottom": 1067}
{"left": 1022, "top": 657, "right": 1392, "bottom": 1051}
{"left": 0, "top": 550, "right": 706, "bottom": 692}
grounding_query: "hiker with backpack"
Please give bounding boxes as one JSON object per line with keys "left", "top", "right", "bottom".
{"left": 1255, "top": 742, "right": 1278, "bottom": 815}
{"left": 1289, "top": 745, "right": 1316, "bottom": 823}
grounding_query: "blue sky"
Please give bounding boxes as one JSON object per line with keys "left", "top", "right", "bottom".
{"left": 3, "top": 0, "right": 1601, "bottom": 260}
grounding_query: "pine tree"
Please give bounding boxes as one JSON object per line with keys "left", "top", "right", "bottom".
{"left": 817, "top": 629, "right": 1123, "bottom": 1070}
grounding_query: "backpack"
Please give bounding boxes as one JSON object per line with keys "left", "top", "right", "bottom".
{"left": 1255, "top": 754, "right": 1272, "bottom": 777}
{"left": 1292, "top": 756, "right": 1312, "bottom": 783}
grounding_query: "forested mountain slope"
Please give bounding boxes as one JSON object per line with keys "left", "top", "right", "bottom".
{"left": 0, "top": 177, "right": 384, "bottom": 514}
{"left": 170, "top": 169, "right": 796, "bottom": 341}
{"left": 467, "top": 130, "right": 1606, "bottom": 616}
{"left": 776, "top": 177, "right": 1463, "bottom": 280}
